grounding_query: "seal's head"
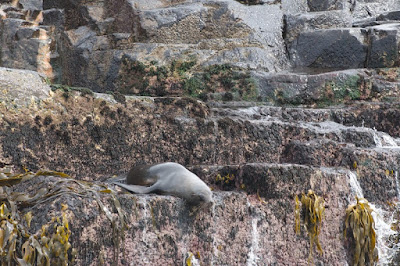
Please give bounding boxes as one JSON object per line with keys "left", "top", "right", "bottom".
{"left": 187, "top": 183, "right": 213, "bottom": 206}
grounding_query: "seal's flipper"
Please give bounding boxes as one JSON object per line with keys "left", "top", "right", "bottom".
{"left": 112, "top": 181, "right": 154, "bottom": 194}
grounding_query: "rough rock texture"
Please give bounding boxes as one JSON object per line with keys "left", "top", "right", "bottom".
{"left": 0, "top": 0, "right": 288, "bottom": 91}
{"left": 2, "top": 0, "right": 400, "bottom": 94}
{"left": 1, "top": 69, "right": 400, "bottom": 264}
{"left": 284, "top": 0, "right": 400, "bottom": 72}
{"left": 307, "top": 0, "right": 345, "bottom": 12}
{"left": 367, "top": 23, "right": 400, "bottom": 68}
{"left": 5, "top": 164, "right": 355, "bottom": 265}
{"left": 0, "top": 67, "right": 51, "bottom": 107}
{"left": 1, "top": 0, "right": 400, "bottom": 265}
{"left": 284, "top": 10, "right": 352, "bottom": 44}
{"left": 352, "top": 0, "right": 400, "bottom": 20}
{"left": 254, "top": 67, "right": 400, "bottom": 106}
{"left": 0, "top": 17, "right": 53, "bottom": 75}
{"left": 290, "top": 28, "right": 368, "bottom": 69}
{"left": 286, "top": 22, "right": 400, "bottom": 70}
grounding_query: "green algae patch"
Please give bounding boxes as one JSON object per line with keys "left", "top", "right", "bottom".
{"left": 50, "top": 84, "right": 94, "bottom": 99}
{"left": 294, "top": 190, "right": 325, "bottom": 263}
{"left": 344, "top": 197, "right": 378, "bottom": 266}
{"left": 318, "top": 75, "right": 361, "bottom": 107}
{"left": 116, "top": 56, "right": 258, "bottom": 101}
{"left": 269, "top": 71, "right": 385, "bottom": 107}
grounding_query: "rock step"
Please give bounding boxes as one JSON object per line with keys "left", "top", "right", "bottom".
{"left": 284, "top": 10, "right": 352, "bottom": 43}
{"left": 306, "top": 0, "right": 346, "bottom": 12}
{"left": 211, "top": 100, "right": 400, "bottom": 137}
{"left": 352, "top": 1, "right": 400, "bottom": 20}
{"left": 0, "top": 14, "right": 55, "bottom": 77}
{"left": 286, "top": 24, "right": 400, "bottom": 70}
{"left": 210, "top": 106, "right": 400, "bottom": 203}
{"left": 9, "top": 162, "right": 396, "bottom": 265}
{"left": 281, "top": 139, "right": 400, "bottom": 203}
{"left": 2, "top": 83, "right": 400, "bottom": 179}
{"left": 9, "top": 167, "right": 354, "bottom": 265}
{"left": 188, "top": 162, "right": 399, "bottom": 206}
{"left": 353, "top": 10, "right": 400, "bottom": 27}
{"left": 211, "top": 105, "right": 400, "bottom": 149}
{"left": 284, "top": 8, "right": 400, "bottom": 70}
{"left": 253, "top": 68, "right": 400, "bottom": 106}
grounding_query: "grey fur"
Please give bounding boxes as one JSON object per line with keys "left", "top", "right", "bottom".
{"left": 112, "top": 162, "right": 213, "bottom": 205}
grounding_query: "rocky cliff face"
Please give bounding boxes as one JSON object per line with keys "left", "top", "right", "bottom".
{"left": 1, "top": 0, "right": 400, "bottom": 265}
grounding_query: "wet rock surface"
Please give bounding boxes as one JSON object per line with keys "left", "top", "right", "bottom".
{"left": 1, "top": 74, "right": 400, "bottom": 264}
{"left": 2, "top": 164, "right": 352, "bottom": 265}
{"left": 1, "top": 0, "right": 400, "bottom": 265}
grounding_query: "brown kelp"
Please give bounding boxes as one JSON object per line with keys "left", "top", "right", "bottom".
{"left": 0, "top": 166, "right": 127, "bottom": 265}
{"left": 295, "top": 190, "right": 325, "bottom": 263}
{"left": 344, "top": 197, "right": 378, "bottom": 266}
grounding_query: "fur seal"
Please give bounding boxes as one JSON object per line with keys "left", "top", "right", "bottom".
{"left": 112, "top": 162, "right": 213, "bottom": 205}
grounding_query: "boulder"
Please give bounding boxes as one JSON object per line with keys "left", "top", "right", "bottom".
{"left": 377, "top": 10, "right": 400, "bottom": 21}
{"left": 0, "top": 17, "right": 54, "bottom": 77}
{"left": 258, "top": 69, "right": 363, "bottom": 105}
{"left": 42, "top": 8, "right": 64, "bottom": 29}
{"left": 19, "top": 0, "right": 42, "bottom": 10}
{"left": 284, "top": 10, "right": 352, "bottom": 44}
{"left": 366, "top": 23, "right": 400, "bottom": 68}
{"left": 0, "top": 67, "right": 51, "bottom": 107}
{"left": 281, "top": 0, "right": 308, "bottom": 14}
{"left": 352, "top": 0, "right": 400, "bottom": 20}
{"left": 289, "top": 28, "right": 368, "bottom": 69}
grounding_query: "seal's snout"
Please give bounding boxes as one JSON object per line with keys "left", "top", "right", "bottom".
{"left": 205, "top": 198, "right": 214, "bottom": 207}
{"left": 202, "top": 197, "right": 213, "bottom": 205}
{"left": 203, "top": 192, "right": 214, "bottom": 206}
